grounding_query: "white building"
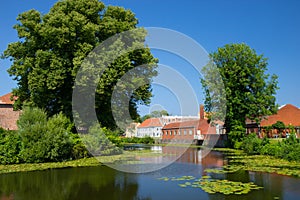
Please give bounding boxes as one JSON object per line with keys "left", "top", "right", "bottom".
{"left": 124, "top": 122, "right": 140, "bottom": 138}
{"left": 136, "top": 118, "right": 163, "bottom": 138}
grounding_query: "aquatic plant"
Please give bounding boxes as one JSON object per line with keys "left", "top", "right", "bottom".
{"left": 157, "top": 175, "right": 263, "bottom": 195}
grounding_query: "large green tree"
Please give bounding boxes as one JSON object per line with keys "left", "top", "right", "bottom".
{"left": 201, "top": 43, "right": 278, "bottom": 146}
{"left": 3, "top": 0, "right": 157, "bottom": 129}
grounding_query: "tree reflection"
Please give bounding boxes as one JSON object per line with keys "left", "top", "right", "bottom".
{"left": 0, "top": 166, "right": 150, "bottom": 200}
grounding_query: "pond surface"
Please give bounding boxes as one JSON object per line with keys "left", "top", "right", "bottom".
{"left": 1, "top": 146, "right": 300, "bottom": 200}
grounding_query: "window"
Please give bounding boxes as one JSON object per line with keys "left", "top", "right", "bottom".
{"left": 178, "top": 130, "right": 181, "bottom": 135}
{"left": 170, "top": 131, "right": 172, "bottom": 136}
{"left": 189, "top": 130, "right": 193, "bottom": 135}
{"left": 184, "top": 130, "right": 187, "bottom": 135}
{"left": 174, "top": 130, "right": 176, "bottom": 135}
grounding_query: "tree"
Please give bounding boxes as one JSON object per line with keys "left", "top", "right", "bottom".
{"left": 3, "top": 0, "right": 157, "bottom": 129}
{"left": 139, "top": 110, "right": 169, "bottom": 122}
{"left": 201, "top": 43, "right": 278, "bottom": 147}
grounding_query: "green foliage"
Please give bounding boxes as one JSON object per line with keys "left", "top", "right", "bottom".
{"left": 201, "top": 43, "right": 279, "bottom": 147}
{"left": 272, "top": 121, "right": 285, "bottom": 130}
{"left": 241, "top": 132, "right": 300, "bottom": 162}
{"left": 271, "top": 121, "right": 285, "bottom": 136}
{"left": 18, "top": 107, "right": 74, "bottom": 163}
{"left": 227, "top": 124, "right": 245, "bottom": 148}
{"left": 0, "top": 130, "right": 22, "bottom": 164}
{"left": 241, "top": 133, "right": 263, "bottom": 154}
{"left": 81, "top": 124, "right": 123, "bottom": 156}
{"left": 0, "top": 107, "right": 77, "bottom": 164}
{"left": 121, "top": 136, "right": 155, "bottom": 144}
{"left": 70, "top": 133, "right": 90, "bottom": 159}
{"left": 139, "top": 110, "right": 169, "bottom": 122}
{"left": 3, "top": 0, "right": 158, "bottom": 129}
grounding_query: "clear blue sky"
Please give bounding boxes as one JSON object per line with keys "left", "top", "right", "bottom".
{"left": 1, "top": 0, "right": 300, "bottom": 116}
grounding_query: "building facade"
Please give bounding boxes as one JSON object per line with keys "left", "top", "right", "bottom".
{"left": 0, "top": 93, "right": 20, "bottom": 130}
{"left": 246, "top": 104, "right": 300, "bottom": 138}
{"left": 161, "top": 105, "right": 224, "bottom": 143}
{"left": 136, "top": 118, "right": 163, "bottom": 138}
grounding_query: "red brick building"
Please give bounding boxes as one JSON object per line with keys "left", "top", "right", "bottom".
{"left": 246, "top": 104, "right": 300, "bottom": 137}
{"left": 0, "top": 93, "right": 20, "bottom": 130}
{"left": 161, "top": 105, "right": 223, "bottom": 143}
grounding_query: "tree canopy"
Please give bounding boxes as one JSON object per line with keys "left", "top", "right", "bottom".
{"left": 139, "top": 110, "right": 169, "bottom": 122}
{"left": 201, "top": 43, "right": 279, "bottom": 146}
{"left": 3, "top": 0, "right": 158, "bottom": 129}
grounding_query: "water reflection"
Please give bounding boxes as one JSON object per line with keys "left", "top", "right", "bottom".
{"left": 0, "top": 166, "right": 147, "bottom": 200}
{"left": 1, "top": 147, "right": 300, "bottom": 200}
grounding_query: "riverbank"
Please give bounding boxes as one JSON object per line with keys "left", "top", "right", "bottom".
{"left": 1, "top": 146, "right": 300, "bottom": 178}
{"left": 0, "top": 149, "right": 166, "bottom": 174}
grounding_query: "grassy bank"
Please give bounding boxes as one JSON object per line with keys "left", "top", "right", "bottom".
{"left": 0, "top": 150, "right": 167, "bottom": 175}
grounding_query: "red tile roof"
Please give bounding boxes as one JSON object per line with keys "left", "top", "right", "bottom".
{"left": 138, "top": 118, "right": 163, "bottom": 128}
{"left": 0, "top": 93, "right": 16, "bottom": 105}
{"left": 162, "top": 120, "right": 199, "bottom": 129}
{"left": 261, "top": 104, "right": 300, "bottom": 127}
{"left": 162, "top": 119, "right": 219, "bottom": 134}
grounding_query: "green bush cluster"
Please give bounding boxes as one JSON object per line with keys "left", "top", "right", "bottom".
{"left": 0, "top": 128, "right": 21, "bottom": 164}
{"left": 0, "top": 107, "right": 124, "bottom": 164}
{"left": 121, "top": 136, "right": 155, "bottom": 144}
{"left": 240, "top": 133, "right": 300, "bottom": 161}
{"left": 81, "top": 124, "right": 123, "bottom": 156}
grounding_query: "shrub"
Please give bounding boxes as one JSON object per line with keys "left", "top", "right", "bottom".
{"left": 0, "top": 130, "right": 22, "bottom": 164}
{"left": 242, "top": 133, "right": 263, "bottom": 154}
{"left": 121, "top": 136, "right": 155, "bottom": 144}
{"left": 260, "top": 142, "right": 282, "bottom": 157}
{"left": 70, "top": 133, "right": 90, "bottom": 159}
{"left": 81, "top": 124, "right": 122, "bottom": 156}
{"left": 18, "top": 107, "right": 74, "bottom": 163}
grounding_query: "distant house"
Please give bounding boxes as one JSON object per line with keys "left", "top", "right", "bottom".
{"left": 160, "top": 115, "right": 199, "bottom": 125}
{"left": 162, "top": 105, "right": 224, "bottom": 143}
{"left": 124, "top": 122, "right": 140, "bottom": 138}
{"left": 246, "top": 104, "right": 300, "bottom": 138}
{"left": 0, "top": 93, "right": 20, "bottom": 130}
{"left": 162, "top": 120, "right": 200, "bottom": 143}
{"left": 136, "top": 118, "right": 163, "bottom": 138}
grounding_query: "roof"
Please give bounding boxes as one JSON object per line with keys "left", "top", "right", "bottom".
{"left": 261, "top": 104, "right": 300, "bottom": 127}
{"left": 0, "top": 93, "right": 16, "bottom": 105}
{"left": 162, "top": 118, "right": 221, "bottom": 134}
{"left": 162, "top": 120, "right": 200, "bottom": 129}
{"left": 138, "top": 118, "right": 163, "bottom": 128}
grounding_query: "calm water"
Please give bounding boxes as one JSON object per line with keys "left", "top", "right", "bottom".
{"left": 1, "top": 147, "right": 300, "bottom": 200}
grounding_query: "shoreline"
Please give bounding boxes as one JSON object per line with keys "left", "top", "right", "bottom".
{"left": 1, "top": 146, "right": 300, "bottom": 178}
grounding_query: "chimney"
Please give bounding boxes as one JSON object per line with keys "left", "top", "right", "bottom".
{"left": 200, "top": 105, "right": 205, "bottom": 120}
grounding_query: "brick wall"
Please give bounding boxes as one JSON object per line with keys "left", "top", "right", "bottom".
{"left": 0, "top": 104, "right": 21, "bottom": 130}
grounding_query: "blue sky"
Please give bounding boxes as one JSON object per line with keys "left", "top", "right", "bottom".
{"left": 1, "top": 0, "right": 300, "bottom": 116}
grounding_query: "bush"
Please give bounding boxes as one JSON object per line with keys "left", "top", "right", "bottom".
{"left": 71, "top": 133, "right": 90, "bottom": 159}
{"left": 18, "top": 107, "right": 74, "bottom": 163}
{"left": 0, "top": 130, "right": 22, "bottom": 164}
{"left": 260, "top": 142, "right": 281, "bottom": 157}
{"left": 81, "top": 124, "right": 123, "bottom": 156}
{"left": 121, "top": 136, "right": 155, "bottom": 144}
{"left": 242, "top": 133, "right": 263, "bottom": 154}
{"left": 227, "top": 125, "right": 245, "bottom": 148}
